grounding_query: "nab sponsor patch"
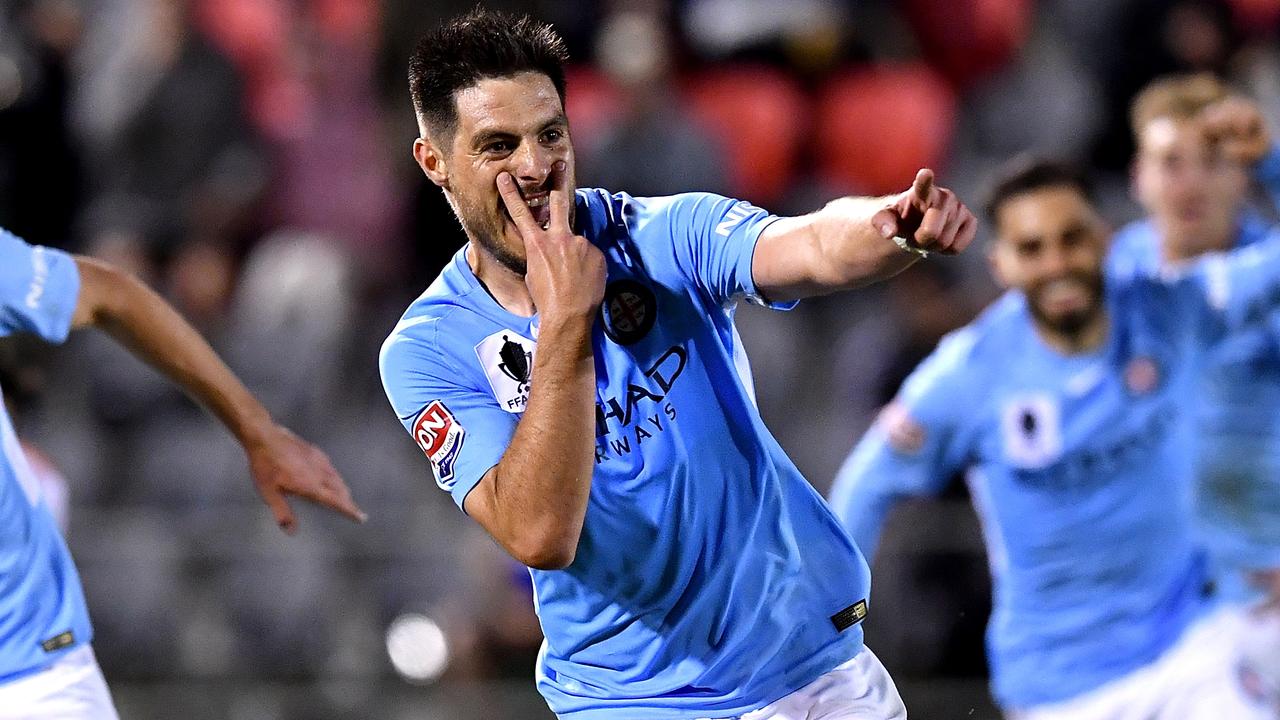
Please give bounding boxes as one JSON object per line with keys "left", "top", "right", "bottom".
{"left": 475, "top": 330, "right": 536, "bottom": 413}
{"left": 413, "top": 401, "right": 465, "bottom": 489}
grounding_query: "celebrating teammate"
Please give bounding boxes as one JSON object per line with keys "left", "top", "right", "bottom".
{"left": 829, "top": 156, "right": 1280, "bottom": 719}
{"left": 1108, "top": 76, "right": 1280, "bottom": 708}
{"left": 379, "top": 8, "right": 975, "bottom": 719}
{"left": 0, "top": 229, "right": 365, "bottom": 717}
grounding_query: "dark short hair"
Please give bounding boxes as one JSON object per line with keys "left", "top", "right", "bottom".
{"left": 408, "top": 8, "right": 570, "bottom": 141}
{"left": 984, "top": 156, "right": 1095, "bottom": 228}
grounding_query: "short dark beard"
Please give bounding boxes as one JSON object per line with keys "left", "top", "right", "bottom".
{"left": 1026, "top": 271, "right": 1105, "bottom": 341}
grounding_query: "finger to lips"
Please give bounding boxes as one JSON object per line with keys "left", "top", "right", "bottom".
{"left": 497, "top": 172, "right": 540, "bottom": 236}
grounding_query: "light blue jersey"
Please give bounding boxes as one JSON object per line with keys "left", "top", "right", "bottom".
{"left": 829, "top": 234, "right": 1280, "bottom": 708}
{"left": 0, "top": 229, "right": 91, "bottom": 682}
{"left": 381, "top": 190, "right": 871, "bottom": 719}
{"left": 1109, "top": 152, "right": 1280, "bottom": 603}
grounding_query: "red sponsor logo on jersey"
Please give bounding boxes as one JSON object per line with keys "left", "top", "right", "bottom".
{"left": 1124, "top": 356, "right": 1160, "bottom": 396}
{"left": 412, "top": 401, "right": 464, "bottom": 486}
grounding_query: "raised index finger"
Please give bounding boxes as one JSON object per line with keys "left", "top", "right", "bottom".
{"left": 911, "top": 168, "right": 936, "bottom": 204}
{"left": 497, "top": 172, "right": 541, "bottom": 238}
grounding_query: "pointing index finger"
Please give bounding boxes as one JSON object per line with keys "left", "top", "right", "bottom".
{"left": 912, "top": 168, "right": 936, "bottom": 204}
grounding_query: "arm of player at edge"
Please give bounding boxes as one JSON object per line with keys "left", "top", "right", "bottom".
{"left": 463, "top": 162, "right": 604, "bottom": 570}
{"left": 70, "top": 256, "right": 366, "bottom": 534}
{"left": 751, "top": 169, "right": 978, "bottom": 302}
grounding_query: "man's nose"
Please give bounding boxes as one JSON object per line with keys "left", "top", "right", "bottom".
{"left": 510, "top": 141, "right": 554, "bottom": 186}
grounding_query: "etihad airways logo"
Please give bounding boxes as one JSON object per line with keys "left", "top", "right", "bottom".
{"left": 594, "top": 344, "right": 687, "bottom": 463}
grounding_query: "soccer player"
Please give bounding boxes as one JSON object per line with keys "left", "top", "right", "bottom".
{"left": 1109, "top": 75, "right": 1280, "bottom": 708}
{"left": 0, "top": 228, "right": 366, "bottom": 718}
{"left": 828, "top": 158, "right": 1280, "bottom": 719}
{"left": 379, "top": 8, "right": 976, "bottom": 719}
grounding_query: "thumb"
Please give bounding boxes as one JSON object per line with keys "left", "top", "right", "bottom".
{"left": 261, "top": 487, "right": 298, "bottom": 535}
{"left": 871, "top": 207, "right": 900, "bottom": 239}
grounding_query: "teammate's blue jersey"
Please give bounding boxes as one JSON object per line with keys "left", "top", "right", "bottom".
{"left": 0, "top": 229, "right": 91, "bottom": 681}
{"left": 381, "top": 190, "right": 871, "bottom": 719}
{"left": 829, "top": 234, "right": 1280, "bottom": 708}
{"left": 1110, "top": 186, "right": 1280, "bottom": 604}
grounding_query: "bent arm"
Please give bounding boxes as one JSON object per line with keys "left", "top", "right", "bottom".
{"left": 462, "top": 315, "right": 596, "bottom": 570}
{"left": 70, "top": 256, "right": 364, "bottom": 530}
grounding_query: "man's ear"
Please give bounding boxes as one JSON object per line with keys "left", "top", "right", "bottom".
{"left": 988, "top": 242, "right": 1011, "bottom": 290}
{"left": 414, "top": 136, "right": 450, "bottom": 189}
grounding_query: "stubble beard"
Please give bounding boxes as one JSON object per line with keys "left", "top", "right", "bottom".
{"left": 448, "top": 191, "right": 528, "bottom": 276}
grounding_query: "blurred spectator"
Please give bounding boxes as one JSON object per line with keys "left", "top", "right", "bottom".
{"left": 0, "top": 0, "right": 84, "bottom": 248}
{"left": 577, "top": 8, "right": 727, "bottom": 196}
{"left": 1092, "top": 0, "right": 1241, "bottom": 169}
{"left": 195, "top": 0, "right": 407, "bottom": 282}
{"left": 73, "top": 0, "right": 265, "bottom": 261}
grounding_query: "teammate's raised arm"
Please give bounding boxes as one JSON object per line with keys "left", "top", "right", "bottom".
{"left": 461, "top": 163, "right": 604, "bottom": 570}
{"left": 750, "top": 169, "right": 978, "bottom": 302}
{"left": 70, "top": 255, "right": 365, "bottom": 534}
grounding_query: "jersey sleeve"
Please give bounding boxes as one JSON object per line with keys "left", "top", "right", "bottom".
{"left": 1165, "top": 229, "right": 1280, "bottom": 342}
{"left": 628, "top": 192, "right": 793, "bottom": 309}
{"left": 0, "top": 229, "right": 80, "bottom": 343}
{"left": 380, "top": 324, "right": 518, "bottom": 512}
{"left": 827, "top": 329, "right": 976, "bottom": 560}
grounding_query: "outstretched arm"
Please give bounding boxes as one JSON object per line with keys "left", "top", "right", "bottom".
{"left": 752, "top": 169, "right": 977, "bottom": 302}
{"left": 70, "top": 256, "right": 365, "bottom": 534}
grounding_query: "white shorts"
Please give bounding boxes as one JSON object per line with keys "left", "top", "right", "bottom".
{"left": 698, "top": 647, "right": 908, "bottom": 720}
{"left": 1009, "top": 608, "right": 1276, "bottom": 720}
{"left": 0, "top": 645, "right": 120, "bottom": 720}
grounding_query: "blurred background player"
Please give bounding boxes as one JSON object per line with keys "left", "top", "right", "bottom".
{"left": 828, "top": 157, "right": 1280, "bottom": 719}
{"left": 1109, "top": 74, "right": 1280, "bottom": 708}
{"left": 380, "top": 8, "right": 976, "bottom": 719}
{"left": 0, "top": 227, "right": 365, "bottom": 718}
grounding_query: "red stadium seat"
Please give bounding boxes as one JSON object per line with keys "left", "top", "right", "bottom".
{"left": 901, "top": 0, "right": 1032, "bottom": 89}
{"left": 814, "top": 64, "right": 957, "bottom": 196}
{"left": 683, "top": 67, "right": 808, "bottom": 204}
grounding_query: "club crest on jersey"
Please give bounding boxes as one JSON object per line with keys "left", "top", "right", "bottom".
{"left": 412, "top": 401, "right": 464, "bottom": 488}
{"left": 1124, "top": 356, "right": 1160, "bottom": 396}
{"left": 601, "top": 279, "right": 657, "bottom": 345}
{"left": 475, "top": 330, "right": 537, "bottom": 413}
{"left": 1000, "top": 393, "right": 1062, "bottom": 469}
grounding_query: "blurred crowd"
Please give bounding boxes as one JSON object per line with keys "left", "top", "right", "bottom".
{"left": 2, "top": 0, "right": 1280, "bottom": 717}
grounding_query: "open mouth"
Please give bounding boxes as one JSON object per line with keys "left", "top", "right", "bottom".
{"left": 501, "top": 186, "right": 552, "bottom": 230}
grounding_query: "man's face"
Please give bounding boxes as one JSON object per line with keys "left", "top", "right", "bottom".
{"left": 416, "top": 72, "right": 574, "bottom": 275}
{"left": 1134, "top": 116, "right": 1247, "bottom": 257}
{"left": 991, "top": 186, "right": 1109, "bottom": 336}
